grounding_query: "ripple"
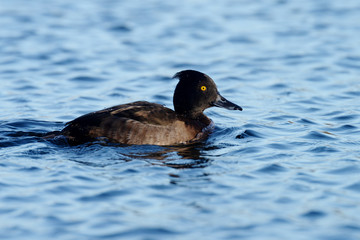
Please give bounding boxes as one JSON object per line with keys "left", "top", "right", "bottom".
{"left": 268, "top": 83, "right": 289, "bottom": 89}
{"left": 306, "top": 146, "right": 339, "bottom": 153}
{"left": 79, "top": 189, "right": 131, "bottom": 202}
{"left": 266, "top": 114, "right": 297, "bottom": 121}
{"left": 327, "top": 166, "right": 360, "bottom": 175}
{"left": 345, "top": 91, "right": 360, "bottom": 97}
{"left": 302, "top": 131, "right": 336, "bottom": 141}
{"left": 267, "top": 143, "right": 291, "bottom": 150}
{"left": 97, "top": 227, "right": 180, "bottom": 239}
{"left": 341, "top": 224, "right": 360, "bottom": 231}
{"left": 69, "top": 76, "right": 107, "bottom": 82}
{"left": 329, "top": 124, "right": 357, "bottom": 132}
{"left": 345, "top": 182, "right": 360, "bottom": 193}
{"left": 255, "top": 163, "right": 287, "bottom": 174}
{"left": 52, "top": 58, "right": 80, "bottom": 65}
{"left": 108, "top": 25, "right": 132, "bottom": 32}
{"left": 297, "top": 118, "right": 318, "bottom": 125}
{"left": 228, "top": 36, "right": 255, "bottom": 44}
{"left": 235, "top": 129, "right": 264, "bottom": 139}
{"left": 330, "top": 114, "right": 358, "bottom": 122}
{"left": 301, "top": 210, "right": 327, "bottom": 219}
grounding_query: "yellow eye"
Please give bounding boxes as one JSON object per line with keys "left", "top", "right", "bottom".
{"left": 201, "top": 86, "right": 207, "bottom": 91}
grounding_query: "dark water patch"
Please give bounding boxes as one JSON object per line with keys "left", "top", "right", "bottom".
{"left": 344, "top": 55, "right": 360, "bottom": 62}
{"left": 247, "top": 67, "right": 271, "bottom": 75}
{"left": 267, "top": 143, "right": 291, "bottom": 150}
{"left": 327, "top": 166, "right": 360, "bottom": 175}
{"left": 306, "top": 76, "right": 327, "bottom": 82}
{"left": 330, "top": 114, "right": 358, "bottom": 122}
{"left": 149, "top": 184, "right": 174, "bottom": 191}
{"left": 336, "top": 61, "right": 360, "bottom": 70}
{"left": 256, "top": 153, "right": 294, "bottom": 161}
{"left": 296, "top": 174, "right": 337, "bottom": 186}
{"left": 45, "top": 215, "right": 84, "bottom": 226}
{"left": 3, "top": 195, "right": 41, "bottom": 203}
{"left": 170, "top": 62, "right": 207, "bottom": 70}
{"left": 43, "top": 71, "right": 67, "bottom": 76}
{"left": 47, "top": 185, "right": 82, "bottom": 194}
{"left": 69, "top": 76, "right": 107, "bottom": 82}
{"left": 341, "top": 224, "right": 360, "bottom": 231}
{"left": 235, "top": 61, "right": 254, "bottom": 68}
{"left": 0, "top": 134, "right": 44, "bottom": 148}
{"left": 345, "top": 91, "right": 360, "bottom": 97}
{"left": 107, "top": 92, "right": 126, "bottom": 98}
{"left": 301, "top": 210, "right": 327, "bottom": 219}
{"left": 271, "top": 217, "right": 291, "bottom": 225}
{"left": 77, "top": 96, "right": 102, "bottom": 102}
{"left": 108, "top": 25, "right": 131, "bottom": 32}
{"left": 96, "top": 227, "right": 180, "bottom": 239}
{"left": 289, "top": 183, "right": 313, "bottom": 193}
{"left": 1, "top": 119, "right": 60, "bottom": 131}
{"left": 79, "top": 189, "right": 131, "bottom": 202}
{"left": 229, "top": 146, "right": 262, "bottom": 155}
{"left": 276, "top": 30, "right": 308, "bottom": 38}
{"left": 312, "top": 65, "right": 330, "bottom": 72}
{"left": 162, "top": 159, "right": 211, "bottom": 169}
{"left": 296, "top": 99, "right": 319, "bottom": 106}
{"left": 297, "top": 118, "right": 317, "bottom": 125}
{"left": 255, "top": 163, "right": 287, "bottom": 174}
{"left": 266, "top": 114, "right": 297, "bottom": 121}
{"left": 345, "top": 182, "right": 360, "bottom": 193}
{"left": 235, "top": 191, "right": 268, "bottom": 201}
{"left": 313, "top": 23, "right": 330, "bottom": 30}
{"left": 275, "top": 197, "right": 294, "bottom": 204}
{"left": 306, "top": 146, "right": 339, "bottom": 153}
{"left": 268, "top": 83, "right": 289, "bottom": 89}
{"left": 228, "top": 36, "right": 255, "bottom": 44}
{"left": 236, "top": 129, "right": 264, "bottom": 139}
{"left": 328, "top": 124, "right": 357, "bottom": 132}
{"left": 153, "top": 94, "right": 170, "bottom": 101}
{"left": 5, "top": 97, "right": 28, "bottom": 103}
{"left": 302, "top": 131, "right": 336, "bottom": 141}
{"left": 112, "top": 86, "right": 136, "bottom": 93}
{"left": 17, "top": 166, "right": 42, "bottom": 172}
{"left": 13, "top": 84, "right": 38, "bottom": 91}
{"left": 52, "top": 57, "right": 80, "bottom": 65}
{"left": 73, "top": 175, "right": 101, "bottom": 182}
{"left": 301, "top": 107, "right": 322, "bottom": 113}
{"left": 322, "top": 110, "right": 343, "bottom": 117}
{"left": 0, "top": 207, "right": 15, "bottom": 214}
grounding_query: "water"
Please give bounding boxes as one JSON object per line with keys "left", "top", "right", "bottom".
{"left": 1, "top": 0, "right": 360, "bottom": 239}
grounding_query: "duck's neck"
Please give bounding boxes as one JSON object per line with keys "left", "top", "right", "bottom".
{"left": 177, "top": 111, "right": 211, "bottom": 125}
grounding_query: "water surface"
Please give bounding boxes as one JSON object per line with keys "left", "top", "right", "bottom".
{"left": 1, "top": 0, "right": 360, "bottom": 239}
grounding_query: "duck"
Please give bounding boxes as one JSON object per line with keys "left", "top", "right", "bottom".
{"left": 60, "top": 70, "right": 242, "bottom": 146}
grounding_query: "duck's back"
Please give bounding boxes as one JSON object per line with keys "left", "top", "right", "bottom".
{"left": 61, "top": 101, "right": 210, "bottom": 145}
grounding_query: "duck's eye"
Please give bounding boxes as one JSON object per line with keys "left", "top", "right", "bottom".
{"left": 201, "top": 86, "right": 207, "bottom": 91}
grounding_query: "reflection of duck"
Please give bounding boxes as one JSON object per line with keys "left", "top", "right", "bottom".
{"left": 119, "top": 143, "right": 209, "bottom": 168}
{"left": 60, "top": 70, "right": 242, "bottom": 146}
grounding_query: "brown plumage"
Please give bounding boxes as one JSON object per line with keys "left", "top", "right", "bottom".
{"left": 59, "top": 70, "right": 242, "bottom": 146}
{"left": 61, "top": 101, "right": 211, "bottom": 145}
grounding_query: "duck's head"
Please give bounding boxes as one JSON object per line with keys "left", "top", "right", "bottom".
{"left": 173, "top": 70, "right": 242, "bottom": 118}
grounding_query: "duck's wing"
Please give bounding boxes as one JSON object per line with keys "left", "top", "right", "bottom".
{"left": 61, "top": 101, "right": 200, "bottom": 145}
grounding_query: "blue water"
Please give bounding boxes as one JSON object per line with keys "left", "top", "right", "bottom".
{"left": 1, "top": 0, "right": 360, "bottom": 239}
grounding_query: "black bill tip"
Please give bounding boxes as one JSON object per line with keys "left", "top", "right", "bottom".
{"left": 212, "top": 94, "right": 243, "bottom": 111}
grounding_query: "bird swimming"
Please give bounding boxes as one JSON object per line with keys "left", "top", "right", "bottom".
{"left": 59, "top": 70, "right": 242, "bottom": 146}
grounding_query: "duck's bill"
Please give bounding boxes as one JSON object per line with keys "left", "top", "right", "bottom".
{"left": 212, "top": 94, "right": 243, "bottom": 111}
